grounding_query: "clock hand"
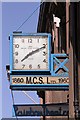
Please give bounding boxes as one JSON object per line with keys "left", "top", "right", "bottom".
{"left": 21, "top": 45, "right": 46, "bottom": 62}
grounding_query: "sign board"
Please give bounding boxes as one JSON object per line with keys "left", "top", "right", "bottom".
{"left": 10, "top": 76, "right": 69, "bottom": 90}
{"left": 13, "top": 103, "right": 69, "bottom": 116}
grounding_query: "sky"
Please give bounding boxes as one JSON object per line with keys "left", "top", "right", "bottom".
{"left": 2, "top": 2, "right": 40, "bottom": 118}
{"left": 0, "top": 2, "right": 2, "bottom": 120}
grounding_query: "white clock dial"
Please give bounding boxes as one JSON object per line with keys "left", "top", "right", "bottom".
{"left": 13, "top": 35, "right": 49, "bottom": 70}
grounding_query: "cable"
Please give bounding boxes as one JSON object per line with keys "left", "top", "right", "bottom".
{"left": 16, "top": 1, "right": 45, "bottom": 31}
{"left": 11, "top": 90, "right": 37, "bottom": 119}
{"left": 22, "top": 91, "right": 37, "bottom": 104}
{"left": 11, "top": 90, "right": 18, "bottom": 120}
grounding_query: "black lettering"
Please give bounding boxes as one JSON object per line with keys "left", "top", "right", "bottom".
{"left": 58, "top": 78, "right": 62, "bottom": 83}
{"left": 33, "top": 77, "right": 37, "bottom": 83}
{"left": 30, "top": 107, "right": 35, "bottom": 116}
{"left": 17, "top": 111, "right": 23, "bottom": 116}
{"left": 47, "top": 77, "right": 50, "bottom": 84}
{"left": 58, "top": 78, "right": 69, "bottom": 83}
{"left": 13, "top": 78, "right": 17, "bottom": 83}
{"left": 58, "top": 107, "right": 62, "bottom": 114}
{"left": 67, "top": 78, "right": 69, "bottom": 83}
{"left": 20, "top": 78, "right": 24, "bottom": 83}
{"left": 26, "top": 77, "right": 32, "bottom": 84}
{"left": 13, "top": 78, "right": 24, "bottom": 83}
{"left": 51, "top": 80, "right": 56, "bottom": 84}
{"left": 54, "top": 111, "right": 59, "bottom": 115}
{"left": 17, "top": 78, "right": 20, "bottom": 83}
{"left": 45, "top": 108, "right": 51, "bottom": 116}
{"left": 34, "top": 111, "right": 40, "bottom": 116}
{"left": 26, "top": 109, "right": 31, "bottom": 116}
{"left": 63, "top": 110, "right": 68, "bottom": 115}
{"left": 64, "top": 79, "right": 67, "bottom": 83}
{"left": 14, "top": 106, "right": 19, "bottom": 116}
{"left": 39, "top": 77, "right": 44, "bottom": 84}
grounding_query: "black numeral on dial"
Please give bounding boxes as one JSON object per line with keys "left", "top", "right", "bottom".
{"left": 29, "top": 64, "right": 32, "bottom": 69}
{"left": 43, "top": 51, "right": 47, "bottom": 56}
{"left": 37, "top": 64, "right": 40, "bottom": 69}
{"left": 15, "top": 52, "right": 18, "bottom": 56}
{"left": 28, "top": 39, "right": 32, "bottom": 43}
{"left": 43, "top": 59, "right": 47, "bottom": 63}
{"left": 15, "top": 59, "right": 18, "bottom": 63}
{"left": 22, "top": 64, "right": 25, "bottom": 69}
{"left": 15, "top": 44, "right": 19, "bottom": 48}
{"left": 43, "top": 43, "right": 47, "bottom": 48}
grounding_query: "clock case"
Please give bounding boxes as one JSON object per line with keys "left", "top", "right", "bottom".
{"left": 10, "top": 33, "right": 51, "bottom": 75}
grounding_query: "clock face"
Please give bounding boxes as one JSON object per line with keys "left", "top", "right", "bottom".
{"left": 12, "top": 35, "right": 49, "bottom": 70}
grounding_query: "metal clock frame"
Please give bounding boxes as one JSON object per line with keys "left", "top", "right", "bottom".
{"left": 10, "top": 33, "right": 51, "bottom": 74}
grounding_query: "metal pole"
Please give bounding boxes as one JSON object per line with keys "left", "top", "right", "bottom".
{"left": 43, "top": 92, "right": 45, "bottom": 120}
{"left": 71, "top": 3, "right": 79, "bottom": 119}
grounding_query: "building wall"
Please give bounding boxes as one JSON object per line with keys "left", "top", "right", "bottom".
{"left": 37, "top": 1, "right": 80, "bottom": 119}
{"left": 76, "top": 2, "right": 80, "bottom": 113}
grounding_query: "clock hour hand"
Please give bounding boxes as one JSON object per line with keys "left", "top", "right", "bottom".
{"left": 21, "top": 45, "right": 46, "bottom": 62}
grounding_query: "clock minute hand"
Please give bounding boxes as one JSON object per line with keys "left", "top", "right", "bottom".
{"left": 21, "top": 45, "right": 46, "bottom": 62}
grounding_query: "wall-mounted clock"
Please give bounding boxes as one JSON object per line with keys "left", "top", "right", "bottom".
{"left": 10, "top": 33, "right": 51, "bottom": 73}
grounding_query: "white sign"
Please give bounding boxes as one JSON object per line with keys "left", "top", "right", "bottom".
{"left": 11, "top": 76, "right": 69, "bottom": 85}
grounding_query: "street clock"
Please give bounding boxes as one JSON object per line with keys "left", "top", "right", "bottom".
{"left": 10, "top": 33, "right": 51, "bottom": 74}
